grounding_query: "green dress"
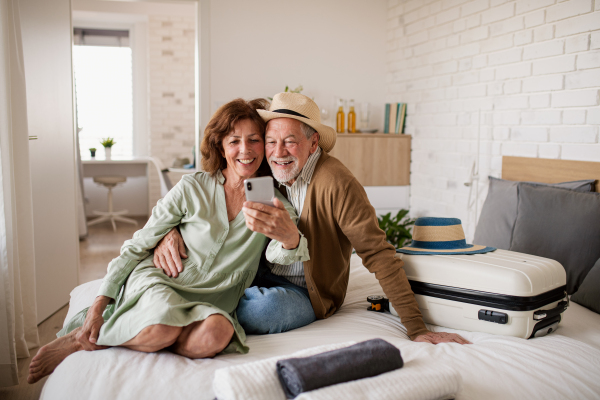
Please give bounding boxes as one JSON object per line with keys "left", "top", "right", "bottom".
{"left": 59, "top": 171, "right": 309, "bottom": 353}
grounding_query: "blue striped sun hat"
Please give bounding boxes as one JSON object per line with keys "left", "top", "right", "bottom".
{"left": 397, "top": 217, "right": 496, "bottom": 255}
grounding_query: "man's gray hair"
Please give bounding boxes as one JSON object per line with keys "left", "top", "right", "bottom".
{"left": 300, "top": 122, "right": 317, "bottom": 139}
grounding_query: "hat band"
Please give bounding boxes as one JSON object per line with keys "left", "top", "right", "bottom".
{"left": 272, "top": 109, "right": 310, "bottom": 120}
{"left": 410, "top": 239, "right": 474, "bottom": 250}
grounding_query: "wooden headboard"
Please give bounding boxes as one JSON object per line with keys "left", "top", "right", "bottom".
{"left": 502, "top": 156, "right": 600, "bottom": 192}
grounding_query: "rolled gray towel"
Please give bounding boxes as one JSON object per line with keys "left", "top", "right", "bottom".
{"left": 276, "top": 339, "right": 403, "bottom": 399}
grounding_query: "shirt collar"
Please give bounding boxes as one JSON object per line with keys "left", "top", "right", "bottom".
{"left": 282, "top": 146, "right": 322, "bottom": 187}
{"left": 216, "top": 169, "right": 225, "bottom": 184}
{"left": 300, "top": 146, "right": 322, "bottom": 184}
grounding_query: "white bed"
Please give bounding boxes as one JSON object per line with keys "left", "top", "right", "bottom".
{"left": 41, "top": 254, "right": 600, "bottom": 400}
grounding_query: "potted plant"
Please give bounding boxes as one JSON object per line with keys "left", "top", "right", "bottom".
{"left": 377, "top": 209, "right": 416, "bottom": 249}
{"left": 89, "top": 147, "right": 97, "bottom": 158}
{"left": 100, "top": 137, "right": 116, "bottom": 160}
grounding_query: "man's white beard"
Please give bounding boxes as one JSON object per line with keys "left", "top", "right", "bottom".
{"left": 269, "top": 155, "right": 301, "bottom": 185}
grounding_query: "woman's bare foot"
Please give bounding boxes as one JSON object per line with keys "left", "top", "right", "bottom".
{"left": 27, "top": 328, "right": 83, "bottom": 384}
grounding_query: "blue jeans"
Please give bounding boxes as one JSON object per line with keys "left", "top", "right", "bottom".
{"left": 236, "top": 268, "right": 316, "bottom": 334}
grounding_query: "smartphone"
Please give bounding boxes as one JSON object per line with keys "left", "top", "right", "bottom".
{"left": 244, "top": 176, "right": 275, "bottom": 207}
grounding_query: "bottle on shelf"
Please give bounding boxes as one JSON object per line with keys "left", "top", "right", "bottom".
{"left": 336, "top": 99, "right": 345, "bottom": 134}
{"left": 347, "top": 99, "right": 356, "bottom": 133}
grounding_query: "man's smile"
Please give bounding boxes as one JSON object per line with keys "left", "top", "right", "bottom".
{"left": 273, "top": 160, "right": 294, "bottom": 166}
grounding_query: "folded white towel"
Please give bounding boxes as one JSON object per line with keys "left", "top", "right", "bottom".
{"left": 213, "top": 342, "right": 355, "bottom": 400}
{"left": 296, "top": 358, "right": 461, "bottom": 400}
{"left": 213, "top": 342, "right": 462, "bottom": 400}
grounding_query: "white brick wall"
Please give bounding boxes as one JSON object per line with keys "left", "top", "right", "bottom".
{"left": 148, "top": 15, "right": 196, "bottom": 208}
{"left": 386, "top": 0, "right": 600, "bottom": 240}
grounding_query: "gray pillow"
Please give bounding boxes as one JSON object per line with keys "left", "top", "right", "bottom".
{"left": 571, "top": 258, "right": 600, "bottom": 314}
{"left": 510, "top": 184, "right": 600, "bottom": 294}
{"left": 474, "top": 177, "right": 595, "bottom": 250}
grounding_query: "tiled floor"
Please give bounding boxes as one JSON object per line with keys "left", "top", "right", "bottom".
{"left": 0, "top": 216, "right": 148, "bottom": 399}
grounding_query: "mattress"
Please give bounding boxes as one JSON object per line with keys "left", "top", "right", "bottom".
{"left": 41, "top": 255, "right": 600, "bottom": 400}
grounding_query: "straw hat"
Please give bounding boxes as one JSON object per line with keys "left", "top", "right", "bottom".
{"left": 397, "top": 217, "right": 496, "bottom": 255}
{"left": 258, "top": 92, "right": 337, "bottom": 153}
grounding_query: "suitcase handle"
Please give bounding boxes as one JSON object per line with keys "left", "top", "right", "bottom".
{"left": 533, "top": 298, "right": 568, "bottom": 321}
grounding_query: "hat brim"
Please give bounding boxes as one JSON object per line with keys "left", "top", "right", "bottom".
{"left": 396, "top": 244, "right": 496, "bottom": 255}
{"left": 257, "top": 109, "right": 337, "bottom": 153}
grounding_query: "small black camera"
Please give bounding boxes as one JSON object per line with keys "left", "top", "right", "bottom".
{"left": 246, "top": 182, "right": 252, "bottom": 191}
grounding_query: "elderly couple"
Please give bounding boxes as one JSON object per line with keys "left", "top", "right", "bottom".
{"left": 28, "top": 93, "right": 468, "bottom": 384}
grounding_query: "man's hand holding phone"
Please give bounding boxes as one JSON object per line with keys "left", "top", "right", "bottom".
{"left": 242, "top": 198, "right": 300, "bottom": 250}
{"left": 242, "top": 176, "right": 300, "bottom": 249}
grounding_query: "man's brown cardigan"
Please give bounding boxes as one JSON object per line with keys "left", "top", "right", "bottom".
{"left": 297, "top": 151, "right": 429, "bottom": 340}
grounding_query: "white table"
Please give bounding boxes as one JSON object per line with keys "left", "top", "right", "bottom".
{"left": 82, "top": 156, "right": 152, "bottom": 216}
{"left": 82, "top": 156, "right": 150, "bottom": 178}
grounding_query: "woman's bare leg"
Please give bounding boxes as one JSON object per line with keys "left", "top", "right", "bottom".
{"left": 28, "top": 319, "right": 224, "bottom": 383}
{"left": 28, "top": 328, "right": 86, "bottom": 384}
{"left": 120, "top": 324, "right": 182, "bottom": 353}
{"left": 171, "top": 314, "right": 234, "bottom": 358}
{"left": 28, "top": 324, "right": 182, "bottom": 384}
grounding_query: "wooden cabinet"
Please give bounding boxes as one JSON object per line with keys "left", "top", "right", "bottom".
{"left": 328, "top": 133, "right": 411, "bottom": 186}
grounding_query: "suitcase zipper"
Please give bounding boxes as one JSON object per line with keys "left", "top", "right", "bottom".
{"left": 408, "top": 281, "right": 567, "bottom": 311}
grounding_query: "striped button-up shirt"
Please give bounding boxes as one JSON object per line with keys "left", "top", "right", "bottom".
{"left": 269, "top": 147, "right": 322, "bottom": 287}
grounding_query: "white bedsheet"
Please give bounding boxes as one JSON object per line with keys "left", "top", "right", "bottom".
{"left": 213, "top": 341, "right": 461, "bottom": 400}
{"left": 42, "top": 255, "right": 600, "bottom": 400}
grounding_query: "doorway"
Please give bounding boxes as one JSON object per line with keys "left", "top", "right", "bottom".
{"left": 71, "top": 0, "right": 198, "bottom": 284}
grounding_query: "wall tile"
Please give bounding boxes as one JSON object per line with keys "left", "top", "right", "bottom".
{"left": 546, "top": 0, "right": 593, "bottom": 22}
{"left": 148, "top": 15, "right": 196, "bottom": 207}
{"left": 387, "top": 0, "right": 600, "bottom": 239}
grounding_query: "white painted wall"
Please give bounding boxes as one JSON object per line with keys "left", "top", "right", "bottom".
{"left": 19, "top": 0, "right": 79, "bottom": 323}
{"left": 364, "top": 186, "right": 411, "bottom": 216}
{"left": 207, "top": 0, "right": 388, "bottom": 129}
{"left": 206, "top": 0, "right": 403, "bottom": 213}
{"left": 386, "top": 0, "right": 600, "bottom": 240}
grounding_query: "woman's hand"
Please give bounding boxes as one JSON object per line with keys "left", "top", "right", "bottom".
{"left": 154, "top": 228, "right": 188, "bottom": 277}
{"left": 76, "top": 296, "right": 111, "bottom": 351}
{"left": 242, "top": 197, "right": 300, "bottom": 249}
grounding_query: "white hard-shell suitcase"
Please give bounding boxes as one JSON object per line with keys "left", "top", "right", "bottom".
{"left": 392, "top": 249, "right": 568, "bottom": 339}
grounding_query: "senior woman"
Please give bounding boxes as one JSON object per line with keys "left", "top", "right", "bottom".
{"left": 28, "top": 98, "right": 308, "bottom": 384}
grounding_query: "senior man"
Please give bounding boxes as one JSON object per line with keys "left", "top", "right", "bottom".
{"left": 155, "top": 93, "right": 468, "bottom": 344}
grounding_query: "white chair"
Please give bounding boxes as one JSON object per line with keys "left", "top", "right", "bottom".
{"left": 148, "top": 157, "right": 174, "bottom": 197}
{"left": 87, "top": 176, "right": 138, "bottom": 231}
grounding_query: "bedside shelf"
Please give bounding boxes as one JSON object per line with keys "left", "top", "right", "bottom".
{"left": 329, "top": 134, "right": 411, "bottom": 186}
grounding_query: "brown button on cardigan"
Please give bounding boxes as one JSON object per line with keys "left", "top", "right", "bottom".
{"left": 297, "top": 151, "right": 429, "bottom": 340}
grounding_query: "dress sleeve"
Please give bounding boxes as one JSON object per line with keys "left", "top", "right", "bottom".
{"left": 264, "top": 189, "right": 310, "bottom": 265}
{"left": 97, "top": 177, "right": 189, "bottom": 299}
